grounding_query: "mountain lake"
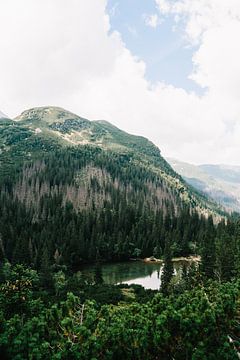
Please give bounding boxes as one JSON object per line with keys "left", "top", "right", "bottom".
{"left": 80, "top": 260, "right": 194, "bottom": 290}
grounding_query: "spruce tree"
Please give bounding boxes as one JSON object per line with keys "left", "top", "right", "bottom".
{"left": 201, "top": 216, "right": 216, "bottom": 279}
{"left": 161, "top": 237, "right": 174, "bottom": 295}
{"left": 216, "top": 233, "right": 236, "bottom": 281}
{"left": 94, "top": 263, "right": 104, "bottom": 284}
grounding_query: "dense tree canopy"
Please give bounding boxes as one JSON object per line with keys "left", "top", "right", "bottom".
{"left": 0, "top": 264, "right": 239, "bottom": 360}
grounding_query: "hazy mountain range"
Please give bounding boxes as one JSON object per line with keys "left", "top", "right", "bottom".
{"left": 168, "top": 158, "right": 240, "bottom": 213}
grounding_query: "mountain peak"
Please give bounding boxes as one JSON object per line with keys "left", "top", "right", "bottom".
{"left": 14, "top": 106, "right": 84, "bottom": 124}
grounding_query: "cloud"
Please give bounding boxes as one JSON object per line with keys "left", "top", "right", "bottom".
{"left": 156, "top": 0, "right": 240, "bottom": 43}
{"left": 126, "top": 25, "right": 138, "bottom": 37}
{"left": 108, "top": 2, "right": 119, "bottom": 17}
{"left": 143, "top": 14, "right": 160, "bottom": 28}
{"left": 0, "top": 0, "right": 120, "bottom": 113}
{"left": 0, "top": 111, "right": 7, "bottom": 118}
{"left": 0, "top": 0, "right": 240, "bottom": 165}
{"left": 155, "top": 0, "right": 240, "bottom": 163}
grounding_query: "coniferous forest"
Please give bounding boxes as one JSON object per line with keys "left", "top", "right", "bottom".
{"left": 0, "top": 109, "right": 240, "bottom": 359}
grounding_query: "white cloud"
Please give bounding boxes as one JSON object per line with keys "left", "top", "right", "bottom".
{"left": 0, "top": 111, "right": 7, "bottom": 118}
{"left": 155, "top": 0, "right": 240, "bottom": 164}
{"left": 126, "top": 25, "right": 138, "bottom": 37}
{"left": 143, "top": 14, "right": 160, "bottom": 28}
{"left": 0, "top": 0, "right": 240, "bottom": 165}
{"left": 0, "top": 0, "right": 119, "bottom": 113}
{"left": 108, "top": 2, "right": 119, "bottom": 17}
{"left": 157, "top": 0, "right": 240, "bottom": 43}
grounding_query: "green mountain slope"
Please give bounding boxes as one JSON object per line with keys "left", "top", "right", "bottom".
{"left": 14, "top": 107, "right": 176, "bottom": 174}
{"left": 0, "top": 106, "right": 225, "bottom": 268}
{"left": 0, "top": 107, "right": 220, "bottom": 215}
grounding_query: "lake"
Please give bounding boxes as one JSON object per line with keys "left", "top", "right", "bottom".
{"left": 80, "top": 261, "right": 187, "bottom": 290}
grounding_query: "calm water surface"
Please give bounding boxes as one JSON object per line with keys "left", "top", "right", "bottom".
{"left": 80, "top": 261, "right": 185, "bottom": 290}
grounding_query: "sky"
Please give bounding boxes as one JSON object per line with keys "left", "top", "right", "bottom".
{"left": 0, "top": 0, "right": 240, "bottom": 165}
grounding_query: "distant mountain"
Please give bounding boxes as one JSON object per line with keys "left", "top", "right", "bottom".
{"left": 167, "top": 158, "right": 240, "bottom": 213}
{"left": 200, "top": 164, "right": 240, "bottom": 184}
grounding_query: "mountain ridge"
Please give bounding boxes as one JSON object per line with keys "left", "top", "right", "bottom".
{"left": 168, "top": 157, "right": 240, "bottom": 213}
{"left": 0, "top": 105, "right": 228, "bottom": 269}
{"left": 0, "top": 106, "right": 224, "bottom": 220}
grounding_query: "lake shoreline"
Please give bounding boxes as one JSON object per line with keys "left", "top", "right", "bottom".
{"left": 137, "top": 255, "right": 201, "bottom": 264}
{"left": 78, "top": 255, "right": 201, "bottom": 270}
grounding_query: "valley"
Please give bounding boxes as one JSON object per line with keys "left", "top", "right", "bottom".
{"left": 0, "top": 106, "right": 239, "bottom": 359}
{"left": 168, "top": 157, "right": 240, "bottom": 213}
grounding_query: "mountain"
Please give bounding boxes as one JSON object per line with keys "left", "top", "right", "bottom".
{"left": 10, "top": 106, "right": 222, "bottom": 214}
{"left": 14, "top": 106, "right": 174, "bottom": 164}
{"left": 0, "top": 106, "right": 224, "bottom": 268}
{"left": 200, "top": 164, "right": 240, "bottom": 184}
{"left": 167, "top": 158, "right": 240, "bottom": 213}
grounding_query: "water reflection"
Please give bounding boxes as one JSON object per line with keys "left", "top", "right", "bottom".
{"left": 80, "top": 261, "right": 185, "bottom": 290}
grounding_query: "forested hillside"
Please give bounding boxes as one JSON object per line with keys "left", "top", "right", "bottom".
{"left": 1, "top": 107, "right": 240, "bottom": 359}
{"left": 0, "top": 107, "right": 224, "bottom": 270}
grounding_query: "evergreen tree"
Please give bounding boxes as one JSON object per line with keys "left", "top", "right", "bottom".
{"left": 216, "top": 233, "right": 236, "bottom": 281}
{"left": 40, "top": 246, "right": 54, "bottom": 290}
{"left": 201, "top": 217, "right": 216, "bottom": 279}
{"left": 161, "top": 237, "right": 174, "bottom": 295}
{"left": 94, "top": 263, "right": 104, "bottom": 284}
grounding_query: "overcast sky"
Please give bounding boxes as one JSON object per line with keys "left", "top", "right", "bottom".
{"left": 0, "top": 0, "right": 240, "bottom": 165}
